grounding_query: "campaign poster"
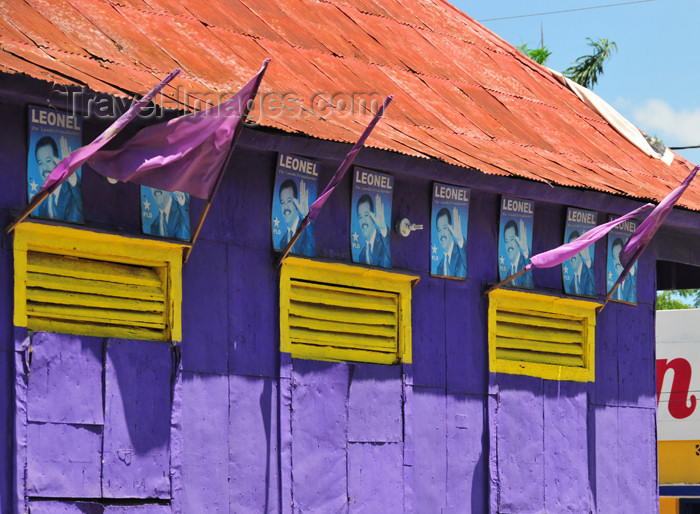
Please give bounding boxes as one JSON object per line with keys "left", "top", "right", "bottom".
{"left": 351, "top": 167, "right": 393, "bottom": 268}
{"left": 606, "top": 214, "right": 637, "bottom": 304}
{"left": 498, "top": 196, "right": 534, "bottom": 288}
{"left": 141, "top": 186, "right": 191, "bottom": 240}
{"left": 271, "top": 153, "right": 319, "bottom": 257}
{"left": 27, "top": 106, "right": 84, "bottom": 223}
{"left": 431, "top": 182, "right": 470, "bottom": 279}
{"left": 562, "top": 208, "right": 598, "bottom": 296}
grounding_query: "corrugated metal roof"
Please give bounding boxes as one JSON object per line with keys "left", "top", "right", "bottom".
{"left": 2, "top": 0, "right": 698, "bottom": 209}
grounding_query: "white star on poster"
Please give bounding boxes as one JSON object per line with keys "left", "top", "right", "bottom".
{"left": 499, "top": 255, "right": 505, "bottom": 265}
{"left": 143, "top": 199, "right": 151, "bottom": 211}
{"left": 563, "top": 265, "right": 569, "bottom": 274}
{"left": 608, "top": 271, "right": 613, "bottom": 280}
{"left": 431, "top": 244, "right": 437, "bottom": 254}
{"left": 29, "top": 179, "right": 38, "bottom": 193}
{"left": 273, "top": 217, "right": 280, "bottom": 228}
{"left": 352, "top": 232, "right": 359, "bottom": 242}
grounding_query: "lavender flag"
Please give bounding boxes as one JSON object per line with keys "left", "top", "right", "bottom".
{"left": 524, "top": 203, "right": 654, "bottom": 272}
{"left": 40, "top": 69, "right": 181, "bottom": 194}
{"left": 88, "top": 60, "right": 269, "bottom": 199}
{"left": 620, "top": 165, "right": 699, "bottom": 266}
{"left": 276, "top": 95, "right": 393, "bottom": 264}
{"left": 7, "top": 69, "right": 181, "bottom": 233}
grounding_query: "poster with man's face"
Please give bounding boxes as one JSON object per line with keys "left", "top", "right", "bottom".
{"left": 141, "top": 186, "right": 191, "bottom": 240}
{"left": 606, "top": 215, "right": 637, "bottom": 304}
{"left": 271, "top": 153, "right": 319, "bottom": 257}
{"left": 431, "top": 183, "right": 470, "bottom": 279}
{"left": 498, "top": 196, "right": 534, "bottom": 288}
{"left": 563, "top": 208, "right": 598, "bottom": 296}
{"left": 351, "top": 168, "right": 393, "bottom": 268}
{"left": 27, "top": 106, "right": 84, "bottom": 223}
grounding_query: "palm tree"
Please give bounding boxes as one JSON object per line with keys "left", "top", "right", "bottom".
{"left": 564, "top": 38, "right": 617, "bottom": 89}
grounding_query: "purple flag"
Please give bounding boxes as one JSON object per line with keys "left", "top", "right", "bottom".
{"left": 307, "top": 95, "right": 393, "bottom": 220}
{"left": 39, "top": 69, "right": 181, "bottom": 195}
{"left": 88, "top": 60, "right": 269, "bottom": 199}
{"left": 6, "top": 69, "right": 181, "bottom": 233}
{"left": 620, "top": 165, "right": 699, "bottom": 266}
{"left": 604, "top": 165, "right": 699, "bottom": 302}
{"left": 523, "top": 203, "right": 654, "bottom": 272}
{"left": 277, "top": 95, "right": 393, "bottom": 263}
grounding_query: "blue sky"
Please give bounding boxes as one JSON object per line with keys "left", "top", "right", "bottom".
{"left": 452, "top": 0, "right": 700, "bottom": 165}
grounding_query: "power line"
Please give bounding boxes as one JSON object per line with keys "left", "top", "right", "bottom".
{"left": 477, "top": 0, "right": 657, "bottom": 22}
{"left": 670, "top": 145, "right": 700, "bottom": 150}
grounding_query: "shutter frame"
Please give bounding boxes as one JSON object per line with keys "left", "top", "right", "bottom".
{"left": 488, "top": 289, "right": 597, "bottom": 382}
{"left": 280, "top": 257, "right": 417, "bottom": 364}
{"left": 14, "top": 222, "right": 186, "bottom": 342}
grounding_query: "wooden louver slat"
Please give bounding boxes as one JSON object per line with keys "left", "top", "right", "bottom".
{"left": 25, "top": 250, "right": 169, "bottom": 339}
{"left": 287, "top": 278, "right": 400, "bottom": 362}
{"left": 494, "top": 307, "right": 586, "bottom": 368}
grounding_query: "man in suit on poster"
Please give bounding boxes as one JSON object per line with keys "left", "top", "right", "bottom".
{"left": 566, "top": 230, "right": 596, "bottom": 295}
{"left": 150, "top": 188, "right": 189, "bottom": 240}
{"left": 503, "top": 218, "right": 533, "bottom": 287}
{"left": 611, "top": 237, "right": 636, "bottom": 302}
{"left": 356, "top": 193, "right": 390, "bottom": 268}
{"left": 277, "top": 178, "right": 314, "bottom": 256}
{"left": 435, "top": 207, "right": 466, "bottom": 278}
{"left": 34, "top": 135, "right": 82, "bottom": 222}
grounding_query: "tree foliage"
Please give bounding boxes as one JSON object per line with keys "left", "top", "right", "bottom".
{"left": 517, "top": 43, "right": 552, "bottom": 65}
{"left": 656, "top": 289, "right": 700, "bottom": 310}
{"left": 563, "top": 38, "right": 618, "bottom": 89}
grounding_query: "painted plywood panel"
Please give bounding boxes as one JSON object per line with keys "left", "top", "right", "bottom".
{"left": 410, "top": 279, "right": 446, "bottom": 388}
{"left": 445, "top": 280, "right": 487, "bottom": 394}
{"left": 495, "top": 378, "right": 545, "bottom": 513}
{"left": 27, "top": 422, "right": 102, "bottom": 497}
{"left": 29, "top": 502, "right": 171, "bottom": 513}
{"left": 229, "top": 245, "right": 278, "bottom": 377}
{"left": 181, "top": 240, "right": 228, "bottom": 374}
{"left": 618, "top": 304, "right": 656, "bottom": 408}
{"left": 291, "top": 360, "right": 349, "bottom": 513}
{"left": 348, "top": 442, "right": 402, "bottom": 513}
{"left": 543, "top": 382, "right": 590, "bottom": 512}
{"left": 412, "top": 386, "right": 446, "bottom": 512}
{"left": 103, "top": 339, "right": 171, "bottom": 498}
{"left": 27, "top": 332, "right": 103, "bottom": 424}
{"left": 0, "top": 349, "right": 12, "bottom": 513}
{"left": 445, "top": 394, "right": 486, "bottom": 513}
{"left": 593, "top": 405, "right": 619, "bottom": 512}
{"left": 617, "top": 407, "right": 657, "bottom": 512}
{"left": 180, "top": 372, "right": 229, "bottom": 512}
{"left": 229, "top": 375, "right": 280, "bottom": 513}
{"left": 347, "top": 363, "right": 402, "bottom": 443}
{"left": 592, "top": 307, "right": 619, "bottom": 406}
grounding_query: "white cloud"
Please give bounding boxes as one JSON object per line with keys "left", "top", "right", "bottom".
{"left": 627, "top": 99, "right": 700, "bottom": 146}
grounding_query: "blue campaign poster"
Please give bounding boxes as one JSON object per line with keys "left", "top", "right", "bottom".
{"left": 141, "top": 186, "right": 191, "bottom": 240}
{"left": 498, "top": 196, "right": 534, "bottom": 288}
{"left": 351, "top": 167, "right": 393, "bottom": 268}
{"left": 271, "top": 153, "right": 319, "bottom": 257}
{"left": 430, "top": 182, "right": 470, "bottom": 279}
{"left": 607, "top": 214, "right": 638, "bottom": 304}
{"left": 562, "top": 207, "right": 598, "bottom": 296}
{"left": 27, "top": 106, "right": 84, "bottom": 223}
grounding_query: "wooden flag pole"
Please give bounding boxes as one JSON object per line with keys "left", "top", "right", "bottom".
{"left": 483, "top": 267, "right": 529, "bottom": 296}
{"left": 596, "top": 246, "right": 644, "bottom": 313}
{"left": 274, "top": 217, "right": 310, "bottom": 269}
{"left": 6, "top": 189, "right": 53, "bottom": 234}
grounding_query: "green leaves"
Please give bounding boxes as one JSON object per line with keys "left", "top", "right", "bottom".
{"left": 517, "top": 43, "right": 552, "bottom": 65}
{"left": 563, "top": 38, "right": 618, "bottom": 89}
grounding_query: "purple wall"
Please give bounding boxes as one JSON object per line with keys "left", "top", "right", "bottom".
{"left": 0, "top": 74, "right": 682, "bottom": 512}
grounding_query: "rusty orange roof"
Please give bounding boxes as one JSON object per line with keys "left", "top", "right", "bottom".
{"left": 2, "top": 0, "right": 698, "bottom": 209}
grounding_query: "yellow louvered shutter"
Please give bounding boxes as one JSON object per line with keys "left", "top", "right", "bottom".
{"left": 280, "top": 257, "right": 417, "bottom": 364}
{"left": 14, "top": 223, "right": 185, "bottom": 342}
{"left": 488, "top": 289, "right": 597, "bottom": 382}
